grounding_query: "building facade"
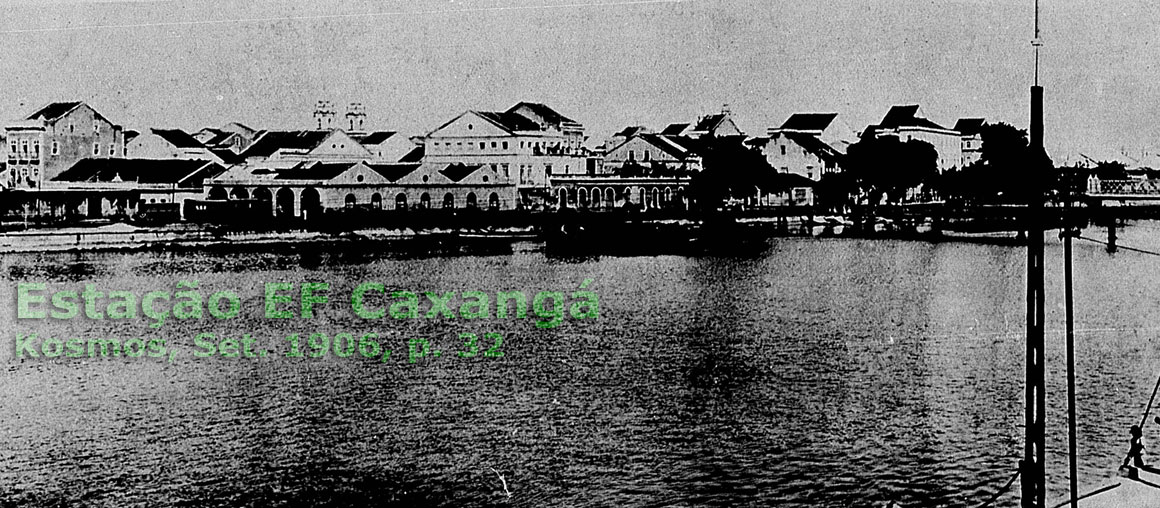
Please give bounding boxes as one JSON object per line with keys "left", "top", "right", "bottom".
{"left": 5, "top": 102, "right": 125, "bottom": 190}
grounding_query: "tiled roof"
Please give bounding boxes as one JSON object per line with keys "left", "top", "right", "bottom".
{"left": 779, "top": 113, "right": 838, "bottom": 131}
{"left": 151, "top": 128, "right": 205, "bottom": 149}
{"left": 476, "top": 111, "right": 542, "bottom": 132}
{"left": 693, "top": 114, "right": 727, "bottom": 132}
{"left": 439, "top": 163, "right": 485, "bottom": 182}
{"left": 507, "top": 102, "right": 578, "bottom": 127}
{"left": 613, "top": 126, "right": 650, "bottom": 138}
{"left": 26, "top": 102, "right": 82, "bottom": 121}
{"left": 240, "top": 130, "right": 331, "bottom": 158}
{"left": 399, "top": 145, "right": 424, "bottom": 163}
{"left": 365, "top": 163, "right": 421, "bottom": 182}
{"left": 954, "top": 118, "right": 985, "bottom": 135}
{"left": 53, "top": 158, "right": 221, "bottom": 187}
{"left": 352, "top": 131, "right": 397, "bottom": 145}
{"left": 878, "top": 105, "right": 949, "bottom": 131}
{"left": 273, "top": 161, "right": 353, "bottom": 180}
{"left": 783, "top": 132, "right": 843, "bottom": 164}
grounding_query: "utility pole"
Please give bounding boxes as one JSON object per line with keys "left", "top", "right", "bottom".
{"left": 1022, "top": 0, "right": 1047, "bottom": 506}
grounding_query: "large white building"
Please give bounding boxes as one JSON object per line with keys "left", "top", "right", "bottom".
{"left": 867, "top": 105, "right": 963, "bottom": 173}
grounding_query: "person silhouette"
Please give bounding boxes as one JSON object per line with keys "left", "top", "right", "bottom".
{"left": 1123, "top": 425, "right": 1147, "bottom": 468}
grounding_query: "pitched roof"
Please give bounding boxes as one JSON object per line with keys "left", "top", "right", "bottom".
{"left": 273, "top": 161, "right": 354, "bottom": 180}
{"left": 399, "top": 145, "right": 424, "bottom": 163}
{"left": 878, "top": 105, "right": 948, "bottom": 131}
{"left": 365, "top": 163, "right": 421, "bottom": 182}
{"left": 779, "top": 113, "right": 838, "bottom": 131}
{"left": 506, "top": 102, "right": 578, "bottom": 127}
{"left": 53, "top": 158, "right": 223, "bottom": 187}
{"left": 210, "top": 149, "right": 243, "bottom": 165}
{"left": 661, "top": 123, "right": 690, "bottom": 135}
{"left": 351, "top": 131, "right": 398, "bottom": 145}
{"left": 439, "top": 163, "right": 485, "bottom": 182}
{"left": 151, "top": 128, "right": 205, "bottom": 149}
{"left": 613, "top": 125, "right": 650, "bottom": 138}
{"left": 26, "top": 102, "right": 83, "bottom": 121}
{"left": 783, "top": 132, "right": 843, "bottom": 164}
{"left": 239, "top": 130, "right": 332, "bottom": 158}
{"left": 693, "top": 114, "right": 727, "bottom": 132}
{"left": 954, "top": 118, "right": 986, "bottom": 135}
{"left": 475, "top": 111, "right": 542, "bottom": 132}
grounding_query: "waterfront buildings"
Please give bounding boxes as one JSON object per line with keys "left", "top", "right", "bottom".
{"left": 866, "top": 105, "right": 963, "bottom": 173}
{"left": 954, "top": 118, "right": 985, "bottom": 168}
{"left": 125, "top": 128, "right": 222, "bottom": 162}
{"left": 5, "top": 102, "right": 126, "bottom": 190}
{"left": 421, "top": 102, "right": 590, "bottom": 208}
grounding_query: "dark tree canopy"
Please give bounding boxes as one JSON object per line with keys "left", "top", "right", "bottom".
{"left": 844, "top": 136, "right": 938, "bottom": 203}
{"left": 938, "top": 122, "right": 1033, "bottom": 203}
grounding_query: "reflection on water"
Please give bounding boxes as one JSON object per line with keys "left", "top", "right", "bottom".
{"left": 1, "top": 227, "right": 1159, "bottom": 507}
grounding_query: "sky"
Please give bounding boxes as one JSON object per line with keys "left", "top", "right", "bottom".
{"left": 0, "top": 0, "right": 1154, "bottom": 163}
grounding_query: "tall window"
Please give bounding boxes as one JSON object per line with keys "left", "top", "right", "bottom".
{"left": 20, "top": 140, "right": 27, "bottom": 153}
{"left": 628, "top": 150, "right": 635, "bottom": 161}
{"left": 51, "top": 141, "right": 58, "bottom": 155}
{"left": 108, "top": 144, "right": 115, "bottom": 156}
{"left": 32, "top": 141, "right": 38, "bottom": 156}
{"left": 93, "top": 121, "right": 100, "bottom": 133}
{"left": 780, "top": 145, "right": 786, "bottom": 156}
{"left": 9, "top": 141, "right": 16, "bottom": 153}
{"left": 93, "top": 142, "right": 100, "bottom": 155}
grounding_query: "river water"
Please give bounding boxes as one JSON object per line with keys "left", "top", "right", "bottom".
{"left": 2, "top": 223, "right": 1160, "bottom": 507}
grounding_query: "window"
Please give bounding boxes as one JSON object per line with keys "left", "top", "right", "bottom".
{"left": 51, "top": 141, "right": 58, "bottom": 155}
{"left": 20, "top": 140, "right": 28, "bottom": 153}
{"left": 93, "top": 121, "right": 99, "bottom": 133}
{"left": 501, "top": 164, "right": 510, "bottom": 177}
{"left": 108, "top": 144, "right": 114, "bottom": 156}
{"left": 32, "top": 141, "right": 39, "bottom": 155}
{"left": 643, "top": 150, "right": 650, "bottom": 161}
{"left": 780, "top": 145, "right": 786, "bottom": 156}
{"left": 93, "top": 142, "right": 100, "bottom": 155}
{"left": 479, "top": 142, "right": 485, "bottom": 150}
{"left": 502, "top": 141, "right": 508, "bottom": 150}
{"left": 545, "top": 164, "right": 552, "bottom": 176}
{"left": 628, "top": 150, "right": 635, "bottom": 161}
{"left": 491, "top": 142, "right": 497, "bottom": 148}
{"left": 9, "top": 141, "right": 15, "bottom": 153}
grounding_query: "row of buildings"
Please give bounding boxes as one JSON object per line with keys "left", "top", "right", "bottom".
{"left": 0, "top": 99, "right": 990, "bottom": 222}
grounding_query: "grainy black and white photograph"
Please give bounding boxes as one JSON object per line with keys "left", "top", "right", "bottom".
{"left": 1, "top": 0, "right": 1159, "bottom": 506}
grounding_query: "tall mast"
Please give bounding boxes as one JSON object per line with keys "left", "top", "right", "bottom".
{"left": 1022, "top": 0, "right": 1047, "bottom": 506}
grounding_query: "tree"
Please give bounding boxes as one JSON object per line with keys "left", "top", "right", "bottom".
{"left": 844, "top": 136, "right": 938, "bottom": 203}
{"left": 937, "top": 122, "right": 1032, "bottom": 203}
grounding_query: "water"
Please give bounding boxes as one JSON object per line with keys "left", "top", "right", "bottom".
{"left": 1, "top": 225, "right": 1159, "bottom": 507}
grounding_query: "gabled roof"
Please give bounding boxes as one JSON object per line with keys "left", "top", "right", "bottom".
{"left": 613, "top": 125, "right": 650, "bottom": 138}
{"left": 351, "top": 131, "right": 398, "bottom": 145}
{"left": 26, "top": 102, "right": 83, "bottom": 122}
{"left": 239, "top": 130, "right": 333, "bottom": 158}
{"left": 779, "top": 113, "right": 838, "bottom": 131}
{"left": 365, "top": 163, "right": 421, "bottom": 182}
{"left": 399, "top": 145, "right": 425, "bottom": 163}
{"left": 475, "top": 111, "right": 542, "bottom": 132}
{"left": 954, "top": 118, "right": 986, "bottom": 136}
{"left": 877, "top": 105, "right": 949, "bottom": 131}
{"left": 151, "top": 128, "right": 205, "bottom": 149}
{"left": 210, "top": 149, "right": 243, "bottom": 165}
{"left": 439, "top": 163, "right": 485, "bottom": 182}
{"left": 273, "top": 161, "right": 354, "bottom": 180}
{"left": 506, "top": 102, "right": 578, "bottom": 127}
{"left": 783, "top": 132, "right": 843, "bottom": 164}
{"left": 53, "top": 158, "right": 223, "bottom": 187}
{"left": 693, "top": 114, "right": 728, "bottom": 132}
{"left": 661, "top": 123, "right": 690, "bottom": 136}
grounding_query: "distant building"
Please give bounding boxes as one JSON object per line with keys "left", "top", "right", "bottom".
{"left": 45, "top": 158, "right": 226, "bottom": 219}
{"left": 954, "top": 118, "right": 985, "bottom": 168}
{"left": 768, "top": 112, "right": 858, "bottom": 154}
{"left": 866, "top": 105, "right": 963, "bottom": 173}
{"left": 602, "top": 133, "right": 703, "bottom": 173}
{"left": 421, "top": 102, "right": 589, "bottom": 207}
{"left": 5, "top": 101, "right": 126, "bottom": 190}
{"left": 238, "top": 129, "right": 373, "bottom": 162}
{"left": 126, "top": 128, "right": 221, "bottom": 162}
{"left": 661, "top": 108, "right": 744, "bottom": 139}
{"left": 349, "top": 131, "right": 416, "bottom": 162}
{"left": 750, "top": 133, "right": 842, "bottom": 181}
{"left": 203, "top": 159, "right": 518, "bottom": 219}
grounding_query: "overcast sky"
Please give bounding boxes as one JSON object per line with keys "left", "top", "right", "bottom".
{"left": 0, "top": 0, "right": 1153, "bottom": 162}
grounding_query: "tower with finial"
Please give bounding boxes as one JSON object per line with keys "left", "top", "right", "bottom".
{"left": 345, "top": 102, "right": 366, "bottom": 132}
{"left": 313, "top": 100, "right": 335, "bottom": 130}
